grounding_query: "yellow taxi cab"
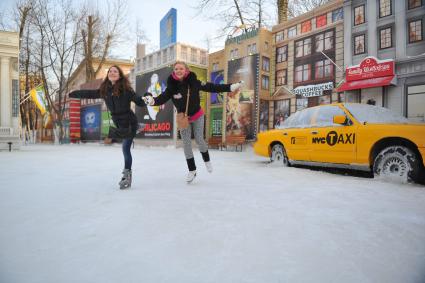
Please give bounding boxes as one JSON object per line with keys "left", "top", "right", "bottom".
{"left": 254, "top": 103, "right": 425, "bottom": 183}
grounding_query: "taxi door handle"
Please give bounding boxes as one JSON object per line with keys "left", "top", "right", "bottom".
{"left": 311, "top": 131, "right": 318, "bottom": 135}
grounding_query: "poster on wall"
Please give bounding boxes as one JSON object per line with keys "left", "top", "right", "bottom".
{"left": 226, "top": 55, "right": 259, "bottom": 139}
{"left": 259, "top": 100, "right": 269, "bottom": 132}
{"left": 81, "top": 104, "right": 101, "bottom": 141}
{"left": 274, "top": 99, "right": 290, "bottom": 128}
{"left": 209, "top": 107, "right": 223, "bottom": 137}
{"left": 101, "top": 111, "right": 113, "bottom": 138}
{"left": 136, "top": 67, "right": 174, "bottom": 139}
{"left": 210, "top": 71, "right": 224, "bottom": 105}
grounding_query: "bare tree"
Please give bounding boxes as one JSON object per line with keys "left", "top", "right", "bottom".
{"left": 80, "top": 0, "right": 129, "bottom": 82}
{"left": 287, "top": 0, "right": 331, "bottom": 18}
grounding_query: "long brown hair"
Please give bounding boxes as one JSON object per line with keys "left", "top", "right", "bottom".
{"left": 99, "top": 65, "right": 133, "bottom": 97}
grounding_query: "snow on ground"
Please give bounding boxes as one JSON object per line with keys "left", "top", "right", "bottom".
{"left": 1, "top": 143, "right": 425, "bottom": 283}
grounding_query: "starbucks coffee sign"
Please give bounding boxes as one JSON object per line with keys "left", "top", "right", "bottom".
{"left": 293, "top": 82, "right": 333, "bottom": 97}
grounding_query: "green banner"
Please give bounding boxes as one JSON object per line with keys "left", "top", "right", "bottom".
{"left": 209, "top": 107, "right": 223, "bottom": 137}
{"left": 102, "top": 111, "right": 113, "bottom": 137}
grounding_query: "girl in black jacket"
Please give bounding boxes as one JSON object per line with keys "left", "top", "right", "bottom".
{"left": 69, "top": 65, "right": 148, "bottom": 189}
{"left": 145, "top": 61, "right": 243, "bottom": 183}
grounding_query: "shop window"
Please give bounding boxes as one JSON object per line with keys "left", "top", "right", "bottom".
{"left": 316, "top": 14, "right": 327, "bottom": 28}
{"left": 408, "top": 0, "right": 422, "bottom": 9}
{"left": 409, "top": 20, "right": 423, "bottom": 43}
{"left": 274, "top": 99, "right": 291, "bottom": 128}
{"left": 259, "top": 100, "right": 269, "bottom": 132}
{"left": 354, "top": 34, "right": 366, "bottom": 55}
{"left": 354, "top": 5, "right": 365, "bottom": 25}
{"left": 379, "top": 0, "right": 391, "bottom": 18}
{"left": 295, "top": 64, "right": 311, "bottom": 83}
{"left": 339, "top": 92, "right": 360, "bottom": 103}
{"left": 407, "top": 85, "right": 425, "bottom": 122}
{"left": 295, "top": 98, "right": 310, "bottom": 115}
{"left": 275, "top": 31, "right": 284, "bottom": 42}
{"left": 315, "top": 59, "right": 333, "bottom": 79}
{"left": 332, "top": 8, "right": 344, "bottom": 22}
{"left": 288, "top": 26, "right": 297, "bottom": 38}
{"left": 276, "top": 69, "right": 287, "bottom": 86}
{"left": 261, "top": 75, "right": 269, "bottom": 90}
{"left": 301, "top": 20, "right": 312, "bottom": 33}
{"left": 276, "top": 45, "right": 288, "bottom": 63}
{"left": 262, "top": 56, "right": 270, "bottom": 72}
{"left": 295, "top": 38, "right": 311, "bottom": 58}
{"left": 380, "top": 27, "right": 393, "bottom": 49}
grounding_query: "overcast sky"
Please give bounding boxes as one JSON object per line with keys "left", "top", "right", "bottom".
{"left": 1, "top": 0, "right": 272, "bottom": 59}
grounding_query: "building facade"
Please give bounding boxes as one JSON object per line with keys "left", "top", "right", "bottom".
{"left": 207, "top": 27, "right": 273, "bottom": 139}
{"left": 342, "top": 0, "right": 425, "bottom": 121}
{"left": 270, "top": 0, "right": 344, "bottom": 129}
{"left": 0, "top": 31, "right": 20, "bottom": 150}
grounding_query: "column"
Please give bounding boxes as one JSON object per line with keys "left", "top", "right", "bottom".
{"left": 1, "top": 56, "right": 11, "bottom": 127}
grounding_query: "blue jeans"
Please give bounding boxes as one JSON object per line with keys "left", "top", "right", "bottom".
{"left": 122, "top": 138, "right": 133, "bottom": 170}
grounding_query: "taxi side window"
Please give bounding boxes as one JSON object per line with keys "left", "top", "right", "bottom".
{"left": 313, "top": 105, "right": 346, "bottom": 127}
{"left": 289, "top": 107, "right": 316, "bottom": 128}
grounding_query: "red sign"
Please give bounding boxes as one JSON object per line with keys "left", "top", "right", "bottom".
{"left": 346, "top": 57, "right": 395, "bottom": 82}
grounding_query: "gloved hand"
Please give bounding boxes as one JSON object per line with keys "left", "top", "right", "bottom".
{"left": 230, "top": 80, "right": 244, "bottom": 92}
{"left": 142, "top": 94, "right": 155, "bottom": 106}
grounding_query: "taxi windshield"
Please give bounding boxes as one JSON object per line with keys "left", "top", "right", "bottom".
{"left": 344, "top": 103, "right": 410, "bottom": 124}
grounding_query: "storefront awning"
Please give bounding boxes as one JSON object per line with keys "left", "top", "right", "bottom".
{"left": 337, "top": 75, "right": 395, "bottom": 92}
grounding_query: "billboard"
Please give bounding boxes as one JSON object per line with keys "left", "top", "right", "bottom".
{"left": 209, "top": 107, "right": 223, "bottom": 137}
{"left": 81, "top": 104, "right": 101, "bottom": 141}
{"left": 160, "top": 8, "right": 177, "bottom": 49}
{"left": 136, "top": 67, "right": 174, "bottom": 138}
{"left": 210, "top": 71, "right": 224, "bottom": 105}
{"left": 259, "top": 100, "right": 269, "bottom": 132}
{"left": 226, "top": 55, "right": 259, "bottom": 139}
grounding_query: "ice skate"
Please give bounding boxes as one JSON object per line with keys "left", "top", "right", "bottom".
{"left": 186, "top": 170, "right": 197, "bottom": 183}
{"left": 119, "top": 169, "right": 132, "bottom": 189}
{"left": 205, "top": 161, "right": 213, "bottom": 173}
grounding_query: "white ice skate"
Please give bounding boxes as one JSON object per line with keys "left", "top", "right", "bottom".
{"left": 119, "top": 169, "right": 132, "bottom": 189}
{"left": 205, "top": 161, "right": 213, "bottom": 173}
{"left": 186, "top": 170, "right": 197, "bottom": 183}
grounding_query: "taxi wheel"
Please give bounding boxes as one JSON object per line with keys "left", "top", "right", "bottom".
{"left": 373, "top": 146, "right": 420, "bottom": 183}
{"left": 271, "top": 144, "right": 290, "bottom": 167}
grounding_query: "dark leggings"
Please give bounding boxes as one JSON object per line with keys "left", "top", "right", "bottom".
{"left": 122, "top": 138, "right": 133, "bottom": 170}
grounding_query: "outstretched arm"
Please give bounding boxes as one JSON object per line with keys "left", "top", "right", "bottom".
{"left": 129, "top": 90, "right": 147, "bottom": 107}
{"left": 151, "top": 88, "right": 172, "bottom": 106}
{"left": 69, "top": 89, "right": 100, "bottom": 99}
{"left": 199, "top": 81, "right": 232, "bottom": 93}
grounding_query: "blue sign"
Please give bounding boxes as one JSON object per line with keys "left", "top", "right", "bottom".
{"left": 81, "top": 104, "right": 101, "bottom": 141}
{"left": 160, "top": 8, "right": 177, "bottom": 49}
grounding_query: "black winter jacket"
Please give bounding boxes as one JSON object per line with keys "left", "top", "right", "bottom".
{"left": 69, "top": 88, "right": 146, "bottom": 137}
{"left": 152, "top": 72, "right": 231, "bottom": 116}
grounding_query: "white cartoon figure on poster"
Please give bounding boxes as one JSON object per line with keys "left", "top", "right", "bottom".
{"left": 144, "top": 73, "right": 164, "bottom": 120}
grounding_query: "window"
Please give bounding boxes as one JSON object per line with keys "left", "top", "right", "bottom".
{"left": 332, "top": 8, "right": 344, "bottom": 22}
{"left": 276, "top": 69, "right": 287, "bottom": 86}
{"left": 212, "top": 62, "right": 219, "bottom": 71}
{"left": 354, "top": 5, "right": 365, "bottom": 25}
{"left": 354, "top": 34, "right": 366, "bottom": 55}
{"left": 12, "top": 80, "right": 19, "bottom": 117}
{"left": 324, "top": 31, "right": 334, "bottom": 50}
{"left": 315, "top": 59, "right": 333, "bottom": 79}
{"left": 288, "top": 26, "right": 297, "bottom": 38}
{"left": 162, "top": 50, "right": 167, "bottom": 63}
{"left": 301, "top": 20, "right": 312, "bottom": 33}
{"left": 262, "top": 75, "right": 269, "bottom": 90}
{"left": 156, "top": 52, "right": 161, "bottom": 65}
{"left": 380, "top": 27, "right": 392, "bottom": 49}
{"left": 315, "top": 34, "right": 324, "bottom": 52}
{"left": 247, "top": 43, "right": 257, "bottom": 54}
{"left": 265, "top": 41, "right": 269, "bottom": 50}
{"left": 409, "top": 20, "right": 423, "bottom": 43}
{"left": 142, "top": 58, "right": 147, "bottom": 70}
{"left": 230, "top": 48, "right": 239, "bottom": 59}
{"left": 379, "top": 0, "right": 391, "bottom": 17}
{"left": 276, "top": 45, "right": 288, "bottom": 63}
{"left": 181, "top": 46, "right": 187, "bottom": 61}
{"left": 275, "top": 31, "right": 284, "bottom": 42}
{"left": 295, "top": 64, "right": 311, "bottom": 83}
{"left": 407, "top": 84, "right": 425, "bottom": 122}
{"left": 314, "top": 105, "right": 346, "bottom": 127}
{"left": 148, "top": 55, "right": 153, "bottom": 68}
{"left": 408, "top": 0, "right": 422, "bottom": 9}
{"left": 190, "top": 48, "right": 197, "bottom": 63}
{"left": 316, "top": 14, "right": 327, "bottom": 28}
{"left": 262, "top": 56, "right": 270, "bottom": 72}
{"left": 295, "top": 38, "right": 311, "bottom": 58}
{"left": 200, "top": 51, "right": 207, "bottom": 65}
{"left": 169, "top": 46, "right": 175, "bottom": 61}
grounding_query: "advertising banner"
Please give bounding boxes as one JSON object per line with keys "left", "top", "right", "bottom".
{"left": 30, "top": 85, "right": 48, "bottom": 115}
{"left": 136, "top": 67, "right": 174, "bottom": 138}
{"left": 209, "top": 107, "right": 223, "bottom": 137}
{"left": 81, "top": 104, "right": 101, "bottom": 141}
{"left": 210, "top": 71, "right": 224, "bottom": 105}
{"left": 101, "top": 111, "right": 113, "bottom": 137}
{"left": 226, "top": 55, "right": 259, "bottom": 139}
{"left": 160, "top": 8, "right": 177, "bottom": 49}
{"left": 259, "top": 100, "right": 269, "bottom": 132}
{"left": 190, "top": 66, "right": 208, "bottom": 112}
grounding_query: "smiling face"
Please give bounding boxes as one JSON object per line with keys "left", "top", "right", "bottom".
{"left": 173, "top": 63, "right": 188, "bottom": 80}
{"left": 108, "top": 67, "right": 120, "bottom": 84}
